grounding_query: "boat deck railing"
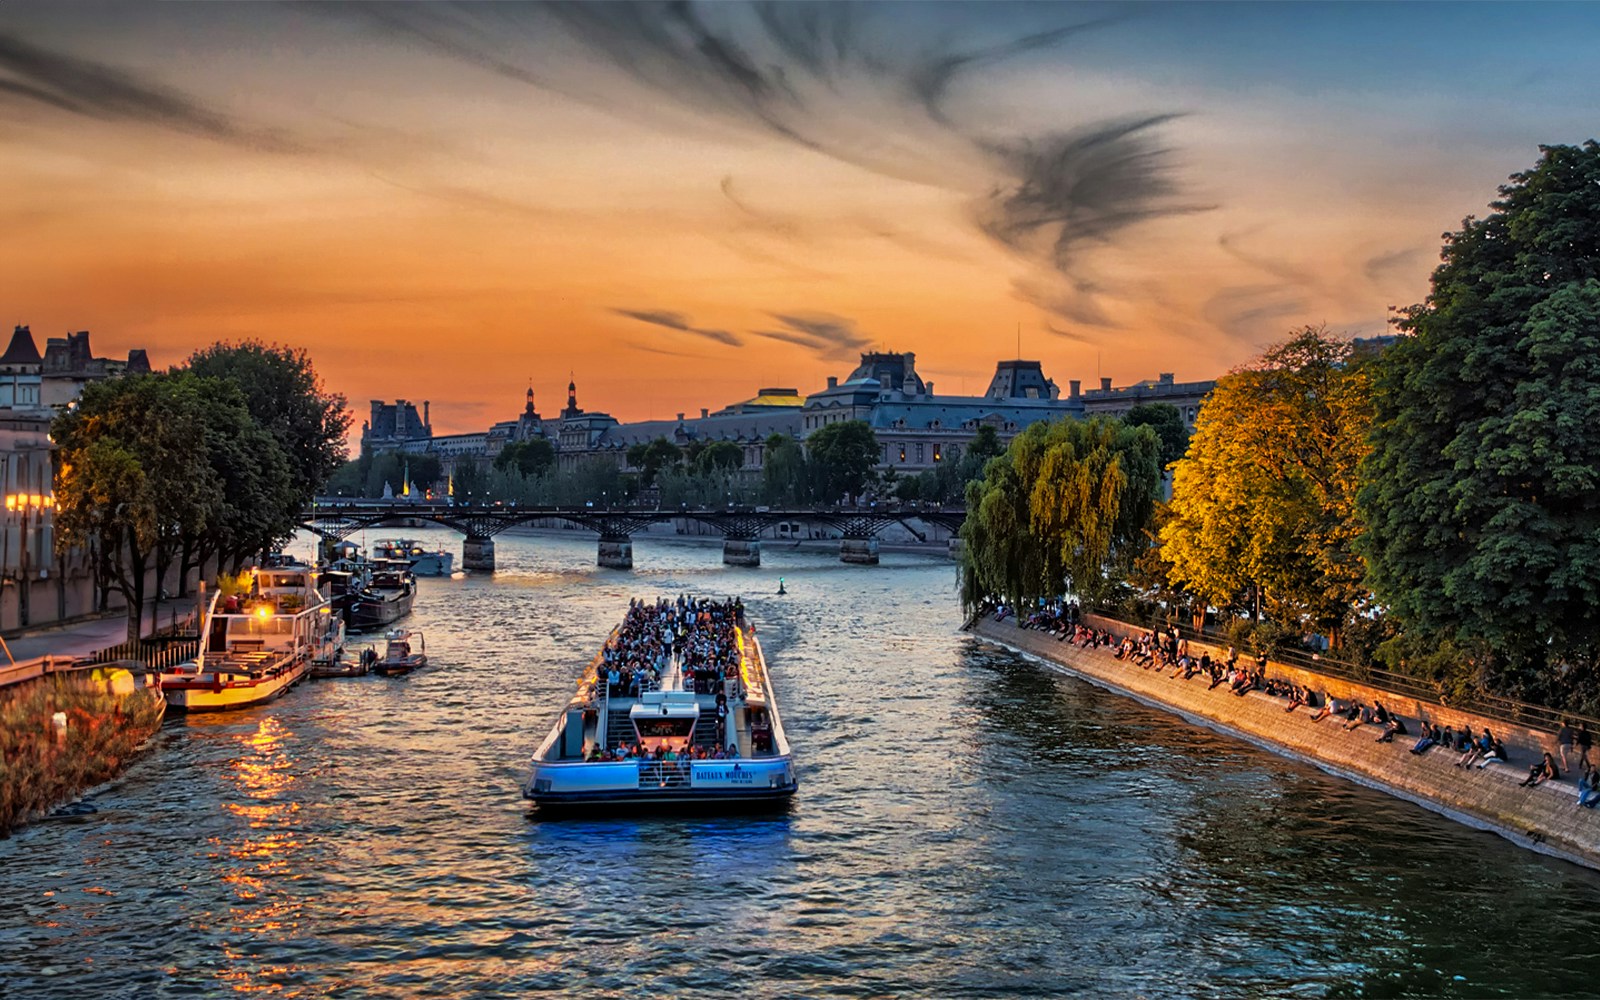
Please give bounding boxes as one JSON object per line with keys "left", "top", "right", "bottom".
{"left": 637, "top": 760, "right": 693, "bottom": 789}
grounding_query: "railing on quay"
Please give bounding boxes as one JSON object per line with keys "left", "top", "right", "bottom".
{"left": 83, "top": 636, "right": 200, "bottom": 672}
{"left": 1076, "top": 606, "right": 1600, "bottom": 737}
{"left": 0, "top": 655, "right": 99, "bottom": 691}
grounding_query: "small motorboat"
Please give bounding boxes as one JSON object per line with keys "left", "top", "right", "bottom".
{"left": 373, "top": 629, "right": 427, "bottom": 676}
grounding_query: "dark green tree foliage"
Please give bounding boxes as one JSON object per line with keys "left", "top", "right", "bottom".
{"left": 1360, "top": 141, "right": 1600, "bottom": 706}
{"left": 805, "top": 420, "right": 878, "bottom": 502}
{"left": 54, "top": 373, "right": 297, "bottom": 636}
{"left": 960, "top": 417, "right": 1161, "bottom": 611}
{"left": 188, "top": 341, "right": 350, "bottom": 497}
{"left": 1122, "top": 403, "right": 1190, "bottom": 468}
{"left": 494, "top": 438, "right": 556, "bottom": 478}
{"left": 626, "top": 437, "right": 683, "bottom": 487}
{"left": 761, "top": 434, "right": 808, "bottom": 504}
{"left": 693, "top": 440, "right": 744, "bottom": 475}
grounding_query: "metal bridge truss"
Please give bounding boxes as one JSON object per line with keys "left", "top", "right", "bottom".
{"left": 302, "top": 504, "right": 961, "bottom": 545}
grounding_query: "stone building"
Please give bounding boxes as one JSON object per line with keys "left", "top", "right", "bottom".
{"left": 1079, "top": 373, "right": 1214, "bottom": 428}
{"left": 0, "top": 326, "right": 151, "bottom": 632}
{"left": 801, "top": 353, "right": 1084, "bottom": 474}
{"left": 360, "top": 398, "right": 432, "bottom": 455}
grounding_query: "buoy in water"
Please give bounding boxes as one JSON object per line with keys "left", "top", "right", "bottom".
{"left": 777, "top": 577, "right": 787, "bottom": 596}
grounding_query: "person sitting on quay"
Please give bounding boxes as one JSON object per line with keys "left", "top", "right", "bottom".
{"left": 1342, "top": 702, "right": 1367, "bottom": 730}
{"left": 1519, "top": 751, "right": 1560, "bottom": 787}
{"left": 1376, "top": 712, "right": 1408, "bottom": 744}
{"left": 1479, "top": 734, "right": 1511, "bottom": 768}
{"left": 1571, "top": 762, "right": 1595, "bottom": 801}
{"left": 1410, "top": 722, "right": 1439, "bottom": 755}
{"left": 1309, "top": 697, "right": 1336, "bottom": 723}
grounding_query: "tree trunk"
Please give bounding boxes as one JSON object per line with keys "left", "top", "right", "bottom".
{"left": 177, "top": 535, "right": 197, "bottom": 599}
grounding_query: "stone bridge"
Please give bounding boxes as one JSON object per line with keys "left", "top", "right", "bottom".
{"left": 300, "top": 502, "right": 966, "bottom": 572}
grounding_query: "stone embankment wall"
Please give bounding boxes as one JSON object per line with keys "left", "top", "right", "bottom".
{"left": 0, "top": 667, "right": 165, "bottom": 835}
{"left": 970, "top": 617, "right": 1600, "bottom": 872}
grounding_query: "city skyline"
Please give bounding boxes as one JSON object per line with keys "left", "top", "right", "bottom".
{"left": 5, "top": 2, "right": 1599, "bottom": 434}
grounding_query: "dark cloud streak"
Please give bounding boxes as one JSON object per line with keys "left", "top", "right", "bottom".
{"left": 613, "top": 308, "right": 744, "bottom": 347}
{"left": 342, "top": 2, "right": 1203, "bottom": 327}
{"left": 0, "top": 31, "right": 300, "bottom": 151}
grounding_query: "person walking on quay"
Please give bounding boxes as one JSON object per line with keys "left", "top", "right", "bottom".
{"left": 1558, "top": 720, "right": 1576, "bottom": 771}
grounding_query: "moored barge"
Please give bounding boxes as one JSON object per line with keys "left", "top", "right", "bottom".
{"left": 523, "top": 596, "right": 797, "bottom": 809}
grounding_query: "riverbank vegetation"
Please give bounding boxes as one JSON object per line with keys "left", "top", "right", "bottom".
{"left": 52, "top": 342, "right": 349, "bottom": 637}
{"left": 0, "top": 672, "right": 166, "bottom": 836}
{"left": 963, "top": 141, "right": 1600, "bottom": 716}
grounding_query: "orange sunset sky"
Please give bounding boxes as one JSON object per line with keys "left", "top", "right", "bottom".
{"left": 4, "top": 3, "right": 1599, "bottom": 435}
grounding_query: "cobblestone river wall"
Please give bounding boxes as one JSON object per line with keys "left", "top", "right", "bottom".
{"left": 971, "top": 617, "right": 1600, "bottom": 872}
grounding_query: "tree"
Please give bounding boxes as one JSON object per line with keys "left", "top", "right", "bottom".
{"left": 495, "top": 438, "right": 556, "bottom": 477}
{"left": 805, "top": 420, "right": 878, "bottom": 503}
{"left": 1160, "top": 328, "right": 1373, "bottom": 644}
{"left": 762, "top": 434, "right": 809, "bottom": 505}
{"left": 626, "top": 437, "right": 682, "bottom": 487}
{"left": 55, "top": 374, "right": 220, "bottom": 636}
{"left": 1122, "top": 403, "right": 1190, "bottom": 469}
{"left": 960, "top": 417, "right": 1161, "bottom": 610}
{"left": 693, "top": 440, "right": 744, "bottom": 476}
{"left": 1359, "top": 142, "right": 1600, "bottom": 707}
{"left": 187, "top": 341, "right": 350, "bottom": 498}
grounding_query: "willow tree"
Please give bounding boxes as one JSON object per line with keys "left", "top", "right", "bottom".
{"left": 960, "top": 417, "right": 1161, "bottom": 611}
{"left": 1159, "top": 328, "right": 1373, "bottom": 644}
{"left": 1360, "top": 142, "right": 1600, "bottom": 708}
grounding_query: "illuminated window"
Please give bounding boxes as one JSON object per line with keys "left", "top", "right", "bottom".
{"left": 933, "top": 445, "right": 942, "bottom": 462}
{"left": 898, "top": 445, "right": 906, "bottom": 462}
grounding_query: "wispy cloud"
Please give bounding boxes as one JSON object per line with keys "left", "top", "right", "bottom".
{"left": 612, "top": 308, "right": 743, "bottom": 347}
{"left": 750, "top": 311, "right": 871, "bottom": 361}
{"left": 0, "top": 31, "right": 300, "bottom": 151}
{"left": 341, "top": 2, "right": 1203, "bottom": 327}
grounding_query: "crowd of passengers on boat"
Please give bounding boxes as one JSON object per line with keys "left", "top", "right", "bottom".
{"left": 601, "top": 595, "right": 746, "bottom": 700}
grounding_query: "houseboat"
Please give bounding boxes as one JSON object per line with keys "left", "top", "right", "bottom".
{"left": 523, "top": 596, "right": 797, "bottom": 809}
{"left": 348, "top": 558, "right": 416, "bottom": 632}
{"left": 373, "top": 537, "right": 454, "bottom": 577}
{"left": 160, "top": 563, "right": 339, "bottom": 711}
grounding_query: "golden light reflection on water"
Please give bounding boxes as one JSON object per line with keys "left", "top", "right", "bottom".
{"left": 209, "top": 715, "right": 311, "bottom": 995}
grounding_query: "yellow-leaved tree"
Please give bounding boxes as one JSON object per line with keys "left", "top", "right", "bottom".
{"left": 1159, "top": 327, "right": 1373, "bottom": 646}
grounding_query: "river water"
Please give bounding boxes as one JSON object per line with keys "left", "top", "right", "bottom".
{"left": 3, "top": 528, "right": 1598, "bottom": 999}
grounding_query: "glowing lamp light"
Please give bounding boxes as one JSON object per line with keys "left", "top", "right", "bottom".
{"left": 255, "top": 606, "right": 272, "bottom": 621}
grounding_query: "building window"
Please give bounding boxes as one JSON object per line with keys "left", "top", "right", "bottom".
{"left": 933, "top": 445, "right": 942, "bottom": 462}
{"left": 915, "top": 443, "right": 925, "bottom": 464}
{"left": 898, "top": 445, "right": 906, "bottom": 463}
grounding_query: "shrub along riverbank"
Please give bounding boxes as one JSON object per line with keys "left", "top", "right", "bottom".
{"left": 0, "top": 669, "right": 165, "bottom": 835}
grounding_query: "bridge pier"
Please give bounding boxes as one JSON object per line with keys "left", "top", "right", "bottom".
{"left": 463, "top": 535, "right": 496, "bottom": 573}
{"left": 947, "top": 537, "right": 965, "bottom": 561}
{"left": 598, "top": 537, "right": 633, "bottom": 570}
{"left": 722, "top": 538, "right": 761, "bottom": 567}
{"left": 839, "top": 537, "right": 880, "bottom": 565}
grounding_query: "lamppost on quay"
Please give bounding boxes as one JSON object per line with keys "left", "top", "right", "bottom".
{"left": 7, "top": 491, "right": 55, "bottom": 629}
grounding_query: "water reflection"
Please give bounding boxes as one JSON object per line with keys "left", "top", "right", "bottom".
{"left": 2, "top": 529, "right": 1600, "bottom": 998}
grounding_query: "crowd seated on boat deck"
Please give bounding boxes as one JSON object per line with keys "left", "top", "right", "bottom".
{"left": 585, "top": 741, "right": 741, "bottom": 762}
{"left": 599, "top": 594, "right": 745, "bottom": 699}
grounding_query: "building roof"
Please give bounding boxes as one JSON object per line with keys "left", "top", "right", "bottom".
{"left": 0, "top": 326, "right": 41, "bottom": 366}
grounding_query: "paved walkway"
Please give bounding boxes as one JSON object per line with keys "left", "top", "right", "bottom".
{"left": 3, "top": 599, "right": 198, "bottom": 663}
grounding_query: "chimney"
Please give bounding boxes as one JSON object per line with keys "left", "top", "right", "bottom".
{"left": 1069, "top": 379, "right": 1080, "bottom": 399}
{"left": 1100, "top": 377, "right": 1112, "bottom": 391}
{"left": 925, "top": 381, "right": 934, "bottom": 395}
{"left": 700, "top": 408, "right": 708, "bottom": 419}
{"left": 1159, "top": 372, "right": 1174, "bottom": 385}
{"left": 423, "top": 400, "right": 430, "bottom": 428}
{"left": 827, "top": 376, "right": 838, "bottom": 389}
{"left": 676, "top": 412, "right": 685, "bottom": 421}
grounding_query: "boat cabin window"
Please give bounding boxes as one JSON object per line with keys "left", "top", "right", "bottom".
{"left": 633, "top": 717, "right": 696, "bottom": 751}
{"left": 385, "top": 637, "right": 413, "bottom": 659}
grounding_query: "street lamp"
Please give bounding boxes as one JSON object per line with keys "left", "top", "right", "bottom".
{"left": 7, "top": 492, "right": 54, "bottom": 628}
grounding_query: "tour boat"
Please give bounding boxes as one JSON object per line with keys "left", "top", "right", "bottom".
{"left": 347, "top": 558, "right": 416, "bottom": 632}
{"left": 523, "top": 597, "right": 798, "bottom": 809}
{"left": 372, "top": 629, "right": 427, "bottom": 676}
{"left": 372, "top": 538, "right": 454, "bottom": 577}
{"left": 160, "top": 563, "right": 339, "bottom": 711}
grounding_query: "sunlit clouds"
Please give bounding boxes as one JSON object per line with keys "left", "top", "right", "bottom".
{"left": 4, "top": 2, "right": 1598, "bottom": 431}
